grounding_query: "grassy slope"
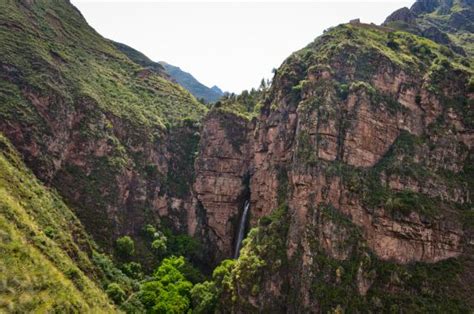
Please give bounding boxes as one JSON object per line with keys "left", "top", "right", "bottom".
{"left": 283, "top": 22, "right": 471, "bottom": 78}
{"left": 417, "top": 0, "right": 474, "bottom": 57}
{"left": 0, "top": 133, "right": 115, "bottom": 312}
{"left": 0, "top": 1, "right": 207, "bottom": 129}
{"left": 0, "top": 0, "right": 209, "bottom": 249}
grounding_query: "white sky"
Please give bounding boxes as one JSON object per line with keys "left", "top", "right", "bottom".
{"left": 71, "top": 1, "right": 414, "bottom": 93}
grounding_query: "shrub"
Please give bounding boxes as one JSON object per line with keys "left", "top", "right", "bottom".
{"left": 387, "top": 39, "right": 399, "bottom": 50}
{"left": 44, "top": 226, "right": 56, "bottom": 239}
{"left": 116, "top": 236, "right": 135, "bottom": 257}
{"left": 106, "top": 283, "right": 126, "bottom": 304}
{"left": 139, "top": 257, "right": 194, "bottom": 312}
{"left": 142, "top": 224, "right": 157, "bottom": 238}
{"left": 151, "top": 237, "right": 167, "bottom": 255}
{"left": 191, "top": 281, "right": 218, "bottom": 314}
{"left": 121, "top": 262, "right": 143, "bottom": 280}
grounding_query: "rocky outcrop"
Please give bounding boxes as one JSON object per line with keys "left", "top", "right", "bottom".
{"left": 194, "top": 19, "right": 474, "bottom": 311}
{"left": 384, "top": 7, "right": 416, "bottom": 25}
{"left": 192, "top": 111, "right": 253, "bottom": 260}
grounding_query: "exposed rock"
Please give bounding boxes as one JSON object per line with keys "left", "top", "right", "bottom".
{"left": 192, "top": 111, "right": 253, "bottom": 260}
{"left": 384, "top": 7, "right": 416, "bottom": 25}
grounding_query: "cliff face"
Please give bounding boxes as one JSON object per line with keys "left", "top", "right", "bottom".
{"left": 192, "top": 21, "right": 473, "bottom": 311}
{"left": 0, "top": 1, "right": 206, "bottom": 255}
{"left": 1, "top": 0, "right": 473, "bottom": 311}
{"left": 192, "top": 111, "right": 253, "bottom": 260}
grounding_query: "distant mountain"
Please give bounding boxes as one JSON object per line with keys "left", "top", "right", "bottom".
{"left": 159, "top": 61, "right": 224, "bottom": 103}
{"left": 111, "top": 41, "right": 169, "bottom": 77}
{"left": 112, "top": 41, "right": 224, "bottom": 103}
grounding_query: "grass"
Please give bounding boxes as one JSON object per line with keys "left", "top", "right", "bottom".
{"left": 0, "top": 134, "right": 115, "bottom": 312}
{"left": 0, "top": 1, "right": 209, "bottom": 251}
{"left": 0, "top": 1, "right": 207, "bottom": 129}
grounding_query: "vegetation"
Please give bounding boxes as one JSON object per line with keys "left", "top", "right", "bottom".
{"left": 212, "top": 87, "right": 265, "bottom": 120}
{"left": 0, "top": 134, "right": 115, "bottom": 312}
{"left": 116, "top": 236, "right": 136, "bottom": 257}
{"left": 1, "top": 0, "right": 473, "bottom": 313}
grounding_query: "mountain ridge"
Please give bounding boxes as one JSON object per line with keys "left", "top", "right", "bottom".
{"left": 0, "top": 0, "right": 473, "bottom": 312}
{"left": 111, "top": 41, "right": 224, "bottom": 103}
{"left": 159, "top": 61, "right": 224, "bottom": 103}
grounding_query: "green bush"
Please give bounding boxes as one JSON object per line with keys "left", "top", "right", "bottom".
{"left": 139, "top": 256, "right": 194, "bottom": 312}
{"left": 191, "top": 281, "right": 218, "bottom": 314}
{"left": 142, "top": 224, "right": 157, "bottom": 238}
{"left": 121, "top": 262, "right": 143, "bottom": 280}
{"left": 151, "top": 237, "right": 167, "bottom": 255}
{"left": 116, "top": 236, "right": 135, "bottom": 257}
{"left": 43, "top": 226, "right": 56, "bottom": 239}
{"left": 106, "top": 283, "right": 126, "bottom": 304}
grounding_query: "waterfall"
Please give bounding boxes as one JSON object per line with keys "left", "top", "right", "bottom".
{"left": 234, "top": 200, "right": 250, "bottom": 259}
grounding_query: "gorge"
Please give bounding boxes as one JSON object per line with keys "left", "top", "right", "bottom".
{"left": 0, "top": 0, "right": 473, "bottom": 312}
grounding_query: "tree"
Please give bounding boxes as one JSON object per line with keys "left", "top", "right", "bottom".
{"left": 259, "top": 78, "right": 267, "bottom": 91}
{"left": 121, "top": 262, "right": 143, "bottom": 280}
{"left": 139, "top": 257, "right": 193, "bottom": 313}
{"left": 116, "top": 236, "right": 135, "bottom": 257}
{"left": 191, "top": 281, "right": 218, "bottom": 314}
{"left": 106, "top": 283, "right": 126, "bottom": 304}
{"left": 151, "top": 237, "right": 167, "bottom": 256}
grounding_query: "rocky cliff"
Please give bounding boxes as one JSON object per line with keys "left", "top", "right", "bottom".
{"left": 0, "top": 0, "right": 473, "bottom": 312}
{"left": 0, "top": 0, "right": 206, "bottom": 258}
{"left": 191, "top": 13, "right": 473, "bottom": 314}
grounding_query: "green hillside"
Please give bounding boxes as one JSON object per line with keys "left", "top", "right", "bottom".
{"left": 112, "top": 41, "right": 224, "bottom": 104}
{"left": 384, "top": 0, "right": 474, "bottom": 57}
{"left": 0, "top": 133, "right": 115, "bottom": 312}
{"left": 0, "top": 0, "right": 208, "bottom": 249}
{"left": 0, "top": 1, "right": 206, "bottom": 129}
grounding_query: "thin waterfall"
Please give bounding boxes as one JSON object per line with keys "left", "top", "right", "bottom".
{"left": 234, "top": 200, "right": 250, "bottom": 259}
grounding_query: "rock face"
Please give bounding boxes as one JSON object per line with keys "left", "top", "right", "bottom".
{"left": 1, "top": 0, "right": 473, "bottom": 311}
{"left": 192, "top": 111, "right": 253, "bottom": 260}
{"left": 191, "top": 19, "right": 473, "bottom": 311}
{"left": 0, "top": 1, "right": 207, "bottom": 257}
{"left": 383, "top": 0, "right": 474, "bottom": 57}
{"left": 384, "top": 7, "right": 416, "bottom": 24}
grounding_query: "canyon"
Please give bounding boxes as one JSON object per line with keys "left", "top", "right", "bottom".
{"left": 0, "top": 0, "right": 473, "bottom": 312}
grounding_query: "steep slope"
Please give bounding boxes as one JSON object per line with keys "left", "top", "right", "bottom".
{"left": 0, "top": 134, "right": 115, "bottom": 312}
{"left": 111, "top": 41, "right": 170, "bottom": 78}
{"left": 112, "top": 41, "right": 224, "bottom": 103}
{"left": 0, "top": 0, "right": 206, "bottom": 254}
{"left": 193, "top": 13, "right": 474, "bottom": 313}
{"left": 384, "top": 0, "right": 474, "bottom": 57}
{"left": 1, "top": 0, "right": 474, "bottom": 312}
{"left": 159, "top": 61, "right": 224, "bottom": 104}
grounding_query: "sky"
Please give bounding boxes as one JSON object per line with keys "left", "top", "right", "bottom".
{"left": 71, "top": 0, "right": 414, "bottom": 93}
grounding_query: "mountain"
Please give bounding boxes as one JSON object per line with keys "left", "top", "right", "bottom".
{"left": 0, "top": 0, "right": 209, "bottom": 278}
{"left": 201, "top": 15, "right": 473, "bottom": 311}
{"left": 0, "top": 134, "right": 116, "bottom": 312}
{"left": 384, "top": 0, "right": 474, "bottom": 56}
{"left": 159, "top": 61, "right": 224, "bottom": 103}
{"left": 112, "top": 41, "right": 224, "bottom": 103}
{"left": 1, "top": 0, "right": 473, "bottom": 312}
{"left": 111, "top": 41, "right": 170, "bottom": 78}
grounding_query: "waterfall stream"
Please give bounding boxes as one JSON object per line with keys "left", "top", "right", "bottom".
{"left": 233, "top": 200, "right": 250, "bottom": 259}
